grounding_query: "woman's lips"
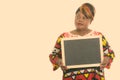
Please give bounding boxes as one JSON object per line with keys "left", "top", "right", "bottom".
{"left": 77, "top": 23, "right": 84, "bottom": 26}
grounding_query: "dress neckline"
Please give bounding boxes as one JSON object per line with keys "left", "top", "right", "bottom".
{"left": 68, "top": 30, "right": 94, "bottom": 37}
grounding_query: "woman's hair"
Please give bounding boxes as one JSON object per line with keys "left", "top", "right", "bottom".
{"left": 76, "top": 3, "right": 96, "bottom": 21}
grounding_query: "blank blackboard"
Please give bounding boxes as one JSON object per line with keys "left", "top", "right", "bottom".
{"left": 61, "top": 36, "right": 103, "bottom": 69}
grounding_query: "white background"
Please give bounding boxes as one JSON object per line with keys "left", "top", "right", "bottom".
{"left": 0, "top": 0, "right": 119, "bottom": 80}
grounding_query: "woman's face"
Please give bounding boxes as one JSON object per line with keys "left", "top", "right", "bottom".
{"left": 75, "top": 12, "right": 91, "bottom": 30}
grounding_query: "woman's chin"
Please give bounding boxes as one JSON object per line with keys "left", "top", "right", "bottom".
{"left": 76, "top": 26, "right": 84, "bottom": 30}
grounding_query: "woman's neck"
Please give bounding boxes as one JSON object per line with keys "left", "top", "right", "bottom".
{"left": 76, "top": 28, "right": 90, "bottom": 32}
{"left": 73, "top": 28, "right": 92, "bottom": 36}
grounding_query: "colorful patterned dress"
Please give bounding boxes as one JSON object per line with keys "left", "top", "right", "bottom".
{"left": 49, "top": 30, "right": 115, "bottom": 80}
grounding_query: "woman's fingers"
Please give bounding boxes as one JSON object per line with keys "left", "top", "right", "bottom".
{"left": 100, "top": 63, "right": 107, "bottom": 70}
{"left": 100, "top": 57, "right": 110, "bottom": 70}
{"left": 56, "top": 58, "right": 62, "bottom": 66}
{"left": 61, "top": 66, "right": 68, "bottom": 72}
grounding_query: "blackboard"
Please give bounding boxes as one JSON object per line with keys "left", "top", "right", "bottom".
{"left": 61, "top": 36, "right": 103, "bottom": 69}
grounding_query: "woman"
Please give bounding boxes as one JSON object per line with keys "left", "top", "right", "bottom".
{"left": 49, "top": 3, "right": 115, "bottom": 80}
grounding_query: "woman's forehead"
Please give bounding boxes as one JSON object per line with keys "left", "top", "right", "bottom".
{"left": 76, "top": 12, "right": 85, "bottom": 17}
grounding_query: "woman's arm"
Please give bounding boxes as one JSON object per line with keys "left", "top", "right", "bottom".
{"left": 100, "top": 34, "right": 115, "bottom": 70}
{"left": 49, "top": 33, "right": 64, "bottom": 71}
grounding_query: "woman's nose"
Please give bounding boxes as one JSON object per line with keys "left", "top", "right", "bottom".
{"left": 77, "top": 18, "right": 83, "bottom": 22}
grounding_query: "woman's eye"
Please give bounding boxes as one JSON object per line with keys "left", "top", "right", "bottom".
{"left": 76, "top": 15, "right": 87, "bottom": 20}
{"left": 76, "top": 16, "right": 80, "bottom": 19}
{"left": 83, "top": 17, "right": 86, "bottom": 20}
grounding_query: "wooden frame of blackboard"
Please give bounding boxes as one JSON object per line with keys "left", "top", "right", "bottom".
{"left": 61, "top": 35, "right": 103, "bottom": 69}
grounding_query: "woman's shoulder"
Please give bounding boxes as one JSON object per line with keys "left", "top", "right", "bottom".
{"left": 59, "top": 30, "right": 78, "bottom": 38}
{"left": 59, "top": 30, "right": 84, "bottom": 38}
{"left": 58, "top": 31, "right": 71, "bottom": 38}
{"left": 92, "top": 30, "right": 103, "bottom": 36}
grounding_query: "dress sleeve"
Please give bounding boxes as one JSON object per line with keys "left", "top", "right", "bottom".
{"left": 101, "top": 34, "right": 115, "bottom": 69}
{"left": 49, "top": 33, "right": 64, "bottom": 71}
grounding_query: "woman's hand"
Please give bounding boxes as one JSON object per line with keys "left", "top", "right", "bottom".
{"left": 100, "top": 57, "right": 110, "bottom": 70}
{"left": 57, "top": 59, "right": 68, "bottom": 71}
